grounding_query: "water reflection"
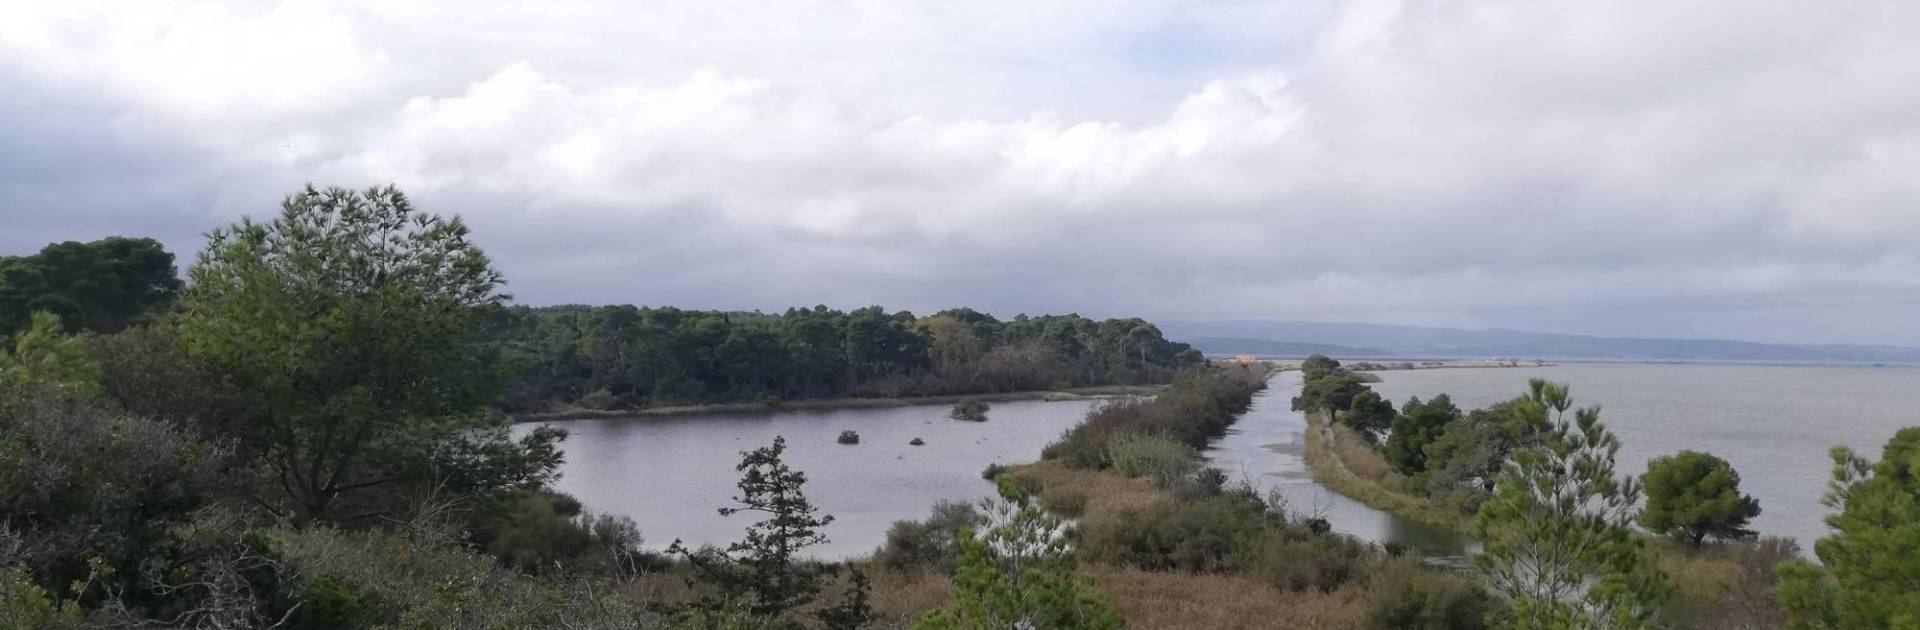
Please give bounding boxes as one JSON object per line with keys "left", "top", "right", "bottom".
{"left": 1205, "top": 373, "right": 1479, "bottom": 558}
{"left": 516, "top": 398, "right": 1096, "bottom": 558}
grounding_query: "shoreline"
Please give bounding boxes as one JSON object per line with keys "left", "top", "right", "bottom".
{"left": 511, "top": 384, "right": 1164, "bottom": 423}
{"left": 1300, "top": 411, "right": 1473, "bottom": 532}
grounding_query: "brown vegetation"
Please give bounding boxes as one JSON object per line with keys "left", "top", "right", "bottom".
{"left": 1087, "top": 565, "right": 1372, "bottom": 630}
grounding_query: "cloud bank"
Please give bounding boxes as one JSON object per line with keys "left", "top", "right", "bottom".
{"left": 4, "top": 0, "right": 1920, "bottom": 344}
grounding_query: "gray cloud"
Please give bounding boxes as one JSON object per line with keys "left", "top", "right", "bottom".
{"left": 4, "top": 0, "right": 1920, "bottom": 345}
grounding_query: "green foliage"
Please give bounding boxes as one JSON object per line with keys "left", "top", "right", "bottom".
{"left": 911, "top": 498, "right": 1121, "bottom": 630}
{"left": 0, "top": 566, "right": 87, "bottom": 630}
{"left": 1420, "top": 400, "right": 1523, "bottom": 514}
{"left": 874, "top": 501, "right": 981, "bottom": 573}
{"left": 676, "top": 436, "right": 835, "bottom": 618}
{"left": 178, "top": 185, "right": 560, "bottom": 522}
{"left": 1365, "top": 560, "right": 1502, "bottom": 630}
{"left": 1293, "top": 368, "right": 1367, "bottom": 423}
{"left": 266, "top": 526, "right": 642, "bottom": 629}
{"left": 0, "top": 392, "right": 230, "bottom": 611}
{"left": 949, "top": 399, "right": 991, "bottom": 421}
{"left": 1384, "top": 394, "right": 1461, "bottom": 476}
{"left": 1342, "top": 389, "right": 1395, "bottom": 444}
{"left": 1044, "top": 363, "right": 1268, "bottom": 467}
{"left": 0, "top": 236, "right": 180, "bottom": 337}
{"left": 1639, "top": 450, "right": 1761, "bottom": 547}
{"left": 1105, "top": 433, "right": 1199, "bottom": 488}
{"left": 0, "top": 311, "right": 100, "bottom": 402}
{"left": 1773, "top": 427, "right": 1920, "bottom": 629}
{"left": 470, "top": 491, "right": 645, "bottom": 576}
{"left": 1473, "top": 380, "right": 1671, "bottom": 629}
{"left": 486, "top": 304, "right": 1202, "bottom": 412}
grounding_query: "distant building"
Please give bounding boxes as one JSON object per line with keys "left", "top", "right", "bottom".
{"left": 1234, "top": 354, "right": 1259, "bottom": 364}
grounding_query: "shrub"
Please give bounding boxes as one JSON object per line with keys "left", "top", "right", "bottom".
{"left": 1241, "top": 530, "right": 1376, "bottom": 593}
{"left": 470, "top": 491, "right": 645, "bottom": 576}
{"left": 1364, "top": 560, "right": 1500, "bottom": 630}
{"left": 837, "top": 430, "right": 860, "bottom": 445}
{"left": 872, "top": 501, "right": 981, "bottom": 572}
{"left": 980, "top": 463, "right": 1009, "bottom": 480}
{"left": 909, "top": 437, "right": 925, "bottom": 446}
{"left": 950, "top": 400, "right": 991, "bottom": 422}
{"left": 1106, "top": 433, "right": 1198, "bottom": 488}
{"left": 1080, "top": 495, "right": 1268, "bottom": 573}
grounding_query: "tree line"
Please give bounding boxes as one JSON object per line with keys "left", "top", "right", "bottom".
{"left": 1296, "top": 354, "right": 1920, "bottom": 628}
{"left": 0, "top": 234, "right": 1204, "bottom": 417}
{"left": 485, "top": 304, "right": 1202, "bottom": 412}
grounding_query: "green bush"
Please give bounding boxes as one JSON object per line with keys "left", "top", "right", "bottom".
{"left": 1105, "top": 433, "right": 1197, "bottom": 488}
{"left": 1364, "top": 560, "right": 1500, "bottom": 630}
{"left": 872, "top": 501, "right": 980, "bottom": 572}
{"left": 950, "top": 399, "right": 991, "bottom": 421}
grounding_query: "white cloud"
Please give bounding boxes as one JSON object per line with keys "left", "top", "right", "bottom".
{"left": 4, "top": 0, "right": 1920, "bottom": 344}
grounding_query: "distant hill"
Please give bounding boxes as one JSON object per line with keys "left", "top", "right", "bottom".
{"left": 1162, "top": 320, "right": 1920, "bottom": 363}
{"left": 1184, "top": 337, "right": 1386, "bottom": 358}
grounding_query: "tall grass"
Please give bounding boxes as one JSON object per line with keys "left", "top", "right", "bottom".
{"left": 1107, "top": 433, "right": 1199, "bottom": 488}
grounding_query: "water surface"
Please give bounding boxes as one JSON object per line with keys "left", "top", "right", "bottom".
{"left": 1366, "top": 362, "right": 1920, "bottom": 550}
{"left": 1206, "top": 372, "right": 1478, "bottom": 557}
{"left": 519, "top": 398, "right": 1096, "bottom": 558}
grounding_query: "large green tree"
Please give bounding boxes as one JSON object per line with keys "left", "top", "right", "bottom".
{"left": 178, "top": 185, "right": 562, "bottom": 523}
{"left": 1343, "top": 389, "right": 1396, "bottom": 443}
{"left": 1774, "top": 427, "right": 1920, "bottom": 629}
{"left": 1474, "top": 380, "right": 1670, "bottom": 629}
{"left": 1638, "top": 450, "right": 1761, "bottom": 547}
{"left": 1385, "top": 394, "right": 1461, "bottom": 476}
{"left": 0, "top": 236, "right": 181, "bottom": 336}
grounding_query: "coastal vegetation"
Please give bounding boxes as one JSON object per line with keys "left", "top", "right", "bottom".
{"left": 1292, "top": 354, "right": 1920, "bottom": 629}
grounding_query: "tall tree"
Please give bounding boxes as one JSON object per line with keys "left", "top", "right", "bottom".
{"left": 1385, "top": 394, "right": 1461, "bottom": 476}
{"left": 1639, "top": 450, "right": 1761, "bottom": 547}
{"left": 1343, "top": 389, "right": 1395, "bottom": 443}
{"left": 675, "top": 435, "right": 835, "bottom": 618}
{"left": 1774, "top": 427, "right": 1920, "bottom": 629}
{"left": 178, "top": 185, "right": 562, "bottom": 522}
{"left": 1473, "top": 380, "right": 1670, "bottom": 629}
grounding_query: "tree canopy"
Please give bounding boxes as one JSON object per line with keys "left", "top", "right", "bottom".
{"left": 0, "top": 236, "right": 181, "bottom": 336}
{"left": 1638, "top": 450, "right": 1760, "bottom": 547}
{"left": 1775, "top": 427, "right": 1920, "bottom": 629}
{"left": 178, "top": 185, "right": 562, "bottom": 522}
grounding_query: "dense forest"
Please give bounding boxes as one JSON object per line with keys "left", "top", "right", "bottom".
{"left": 0, "top": 233, "right": 1203, "bottom": 416}
{"left": 486, "top": 305, "right": 1201, "bottom": 412}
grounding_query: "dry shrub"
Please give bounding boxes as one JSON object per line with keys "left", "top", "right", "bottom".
{"left": 1003, "top": 460, "right": 1164, "bottom": 521}
{"left": 864, "top": 568, "right": 953, "bottom": 628}
{"left": 1087, "top": 565, "right": 1370, "bottom": 630}
{"left": 1332, "top": 422, "right": 1397, "bottom": 484}
{"left": 1653, "top": 537, "right": 1796, "bottom": 630}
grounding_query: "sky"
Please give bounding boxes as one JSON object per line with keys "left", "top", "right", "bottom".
{"left": 4, "top": 1, "right": 1920, "bottom": 346}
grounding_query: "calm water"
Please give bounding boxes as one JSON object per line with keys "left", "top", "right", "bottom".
{"left": 517, "top": 399, "right": 1095, "bottom": 558}
{"left": 1367, "top": 362, "right": 1920, "bottom": 550}
{"left": 1207, "top": 372, "right": 1478, "bottom": 557}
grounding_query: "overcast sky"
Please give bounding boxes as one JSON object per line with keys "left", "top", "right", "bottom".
{"left": 4, "top": 1, "right": 1920, "bottom": 345}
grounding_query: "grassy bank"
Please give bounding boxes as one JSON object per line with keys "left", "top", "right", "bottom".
{"left": 1301, "top": 411, "right": 1474, "bottom": 531}
{"left": 514, "top": 384, "right": 1163, "bottom": 422}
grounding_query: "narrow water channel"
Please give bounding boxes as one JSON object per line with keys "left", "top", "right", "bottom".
{"left": 1204, "top": 372, "right": 1478, "bottom": 558}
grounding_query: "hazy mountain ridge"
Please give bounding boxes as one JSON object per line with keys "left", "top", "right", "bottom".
{"left": 1163, "top": 321, "right": 1920, "bottom": 362}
